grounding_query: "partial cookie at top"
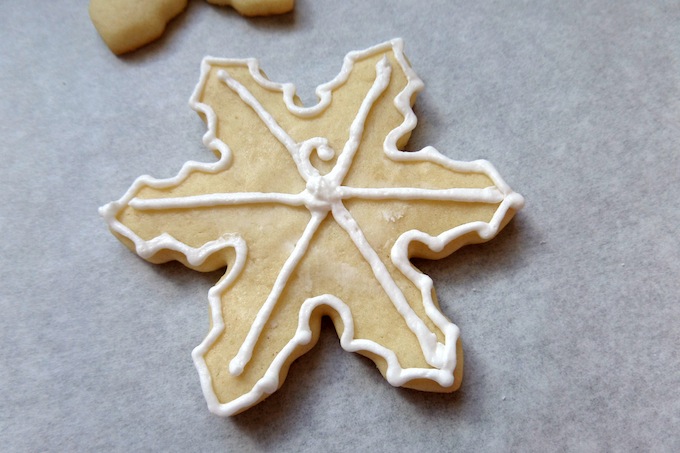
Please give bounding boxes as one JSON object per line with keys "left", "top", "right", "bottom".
{"left": 206, "top": 0, "right": 293, "bottom": 16}
{"left": 89, "top": 0, "right": 294, "bottom": 55}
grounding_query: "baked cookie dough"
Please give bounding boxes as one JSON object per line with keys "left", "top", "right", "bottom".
{"left": 100, "top": 39, "right": 524, "bottom": 415}
{"left": 89, "top": 0, "right": 294, "bottom": 55}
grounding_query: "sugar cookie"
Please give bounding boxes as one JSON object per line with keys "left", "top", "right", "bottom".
{"left": 100, "top": 39, "right": 524, "bottom": 415}
{"left": 89, "top": 0, "right": 294, "bottom": 55}
{"left": 206, "top": 0, "right": 294, "bottom": 16}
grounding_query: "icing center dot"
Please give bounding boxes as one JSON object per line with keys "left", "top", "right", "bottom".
{"left": 304, "top": 175, "right": 340, "bottom": 210}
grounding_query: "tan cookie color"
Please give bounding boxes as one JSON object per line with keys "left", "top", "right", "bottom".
{"left": 206, "top": 0, "right": 294, "bottom": 16}
{"left": 89, "top": 0, "right": 188, "bottom": 55}
{"left": 89, "top": 0, "right": 294, "bottom": 55}
{"left": 101, "top": 39, "right": 523, "bottom": 415}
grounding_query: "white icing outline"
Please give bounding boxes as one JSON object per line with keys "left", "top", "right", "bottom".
{"left": 100, "top": 38, "right": 524, "bottom": 416}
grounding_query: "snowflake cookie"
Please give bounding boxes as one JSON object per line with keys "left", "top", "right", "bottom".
{"left": 100, "top": 39, "right": 524, "bottom": 415}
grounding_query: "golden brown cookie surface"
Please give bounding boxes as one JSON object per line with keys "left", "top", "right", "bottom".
{"left": 101, "top": 39, "right": 523, "bottom": 415}
{"left": 89, "top": 0, "right": 294, "bottom": 55}
{"left": 89, "top": 0, "right": 188, "bottom": 55}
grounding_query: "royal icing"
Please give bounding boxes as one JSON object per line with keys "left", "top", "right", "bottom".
{"left": 100, "top": 38, "right": 524, "bottom": 416}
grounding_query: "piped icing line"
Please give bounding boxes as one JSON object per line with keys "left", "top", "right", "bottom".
{"left": 382, "top": 40, "right": 521, "bottom": 201}
{"left": 98, "top": 152, "right": 233, "bottom": 266}
{"left": 98, "top": 53, "right": 238, "bottom": 258}
{"left": 330, "top": 202, "right": 443, "bottom": 368}
{"left": 326, "top": 56, "right": 392, "bottom": 185}
{"left": 218, "top": 70, "right": 313, "bottom": 180}
{"left": 205, "top": 40, "right": 401, "bottom": 118}
{"left": 337, "top": 186, "right": 504, "bottom": 203}
{"left": 228, "top": 209, "right": 326, "bottom": 376}
{"left": 100, "top": 38, "right": 524, "bottom": 416}
{"left": 191, "top": 234, "right": 249, "bottom": 409}
{"left": 129, "top": 192, "right": 307, "bottom": 210}
{"left": 127, "top": 186, "right": 503, "bottom": 211}
{"left": 390, "top": 194, "right": 524, "bottom": 344}
{"left": 195, "top": 293, "right": 457, "bottom": 417}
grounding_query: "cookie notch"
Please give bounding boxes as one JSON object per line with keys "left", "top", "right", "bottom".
{"left": 100, "top": 39, "right": 524, "bottom": 416}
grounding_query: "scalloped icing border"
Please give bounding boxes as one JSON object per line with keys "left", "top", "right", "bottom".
{"left": 100, "top": 38, "right": 524, "bottom": 416}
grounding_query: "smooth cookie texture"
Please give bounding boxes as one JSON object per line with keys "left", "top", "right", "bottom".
{"left": 89, "top": 0, "right": 294, "bottom": 55}
{"left": 206, "top": 0, "right": 294, "bottom": 16}
{"left": 100, "top": 39, "right": 524, "bottom": 415}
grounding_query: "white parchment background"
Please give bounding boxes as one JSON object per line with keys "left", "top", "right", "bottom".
{"left": 1, "top": 1, "right": 678, "bottom": 451}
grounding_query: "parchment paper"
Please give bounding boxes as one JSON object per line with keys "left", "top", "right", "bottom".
{"left": 1, "top": 1, "right": 678, "bottom": 451}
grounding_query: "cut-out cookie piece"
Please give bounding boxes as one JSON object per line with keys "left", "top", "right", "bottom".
{"left": 89, "top": 0, "right": 294, "bottom": 55}
{"left": 89, "top": 0, "right": 188, "bottom": 55}
{"left": 100, "top": 39, "right": 524, "bottom": 416}
{"left": 206, "top": 0, "right": 294, "bottom": 16}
